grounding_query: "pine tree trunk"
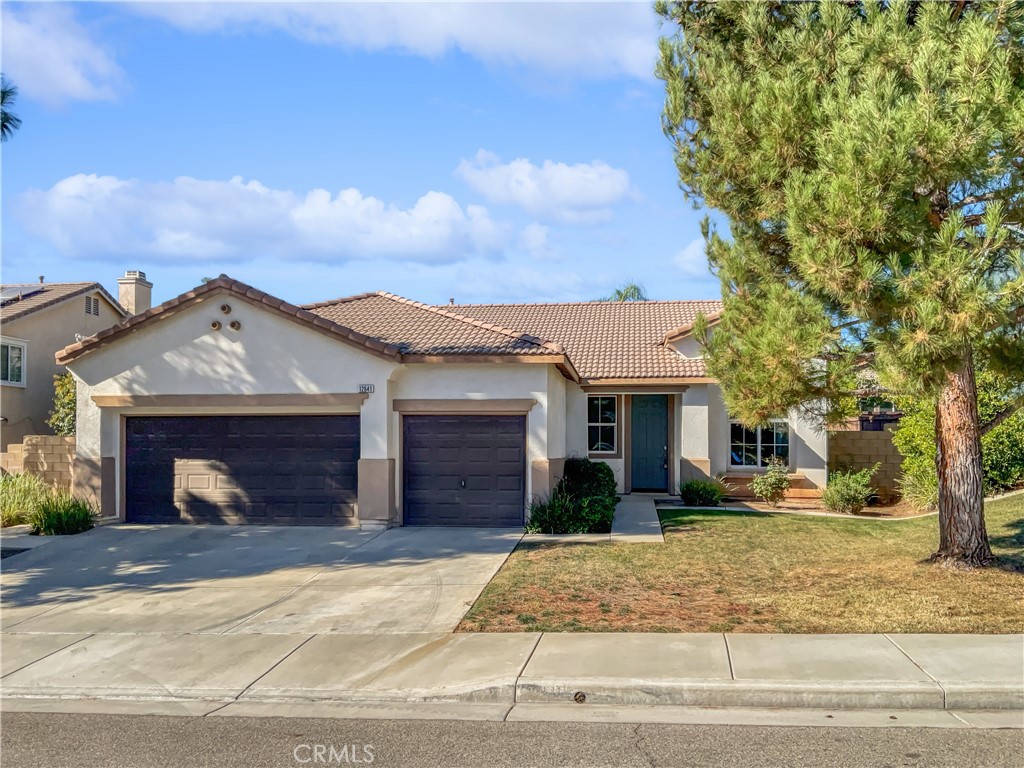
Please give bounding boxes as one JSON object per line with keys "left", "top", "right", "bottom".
{"left": 931, "top": 353, "right": 993, "bottom": 568}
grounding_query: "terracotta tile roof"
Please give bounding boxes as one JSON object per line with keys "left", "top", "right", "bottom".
{"left": 55, "top": 274, "right": 719, "bottom": 384}
{"left": 443, "top": 300, "right": 724, "bottom": 381}
{"left": 56, "top": 275, "right": 405, "bottom": 365}
{"left": 304, "top": 293, "right": 568, "bottom": 357}
{"left": 1, "top": 282, "right": 126, "bottom": 324}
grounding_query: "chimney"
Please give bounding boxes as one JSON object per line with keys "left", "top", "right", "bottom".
{"left": 117, "top": 270, "right": 153, "bottom": 315}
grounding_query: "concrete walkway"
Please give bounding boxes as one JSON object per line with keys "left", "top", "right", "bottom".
{"left": 522, "top": 494, "right": 665, "bottom": 544}
{"left": 2, "top": 632, "right": 1020, "bottom": 720}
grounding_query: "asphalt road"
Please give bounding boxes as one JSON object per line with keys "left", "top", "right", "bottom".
{"left": 2, "top": 713, "right": 1023, "bottom": 768}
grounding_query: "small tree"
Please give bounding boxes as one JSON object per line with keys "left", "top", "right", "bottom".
{"left": 657, "top": 0, "right": 1024, "bottom": 567}
{"left": 47, "top": 373, "right": 76, "bottom": 436}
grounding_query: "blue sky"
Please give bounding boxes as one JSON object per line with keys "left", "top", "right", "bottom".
{"left": 2, "top": 2, "right": 719, "bottom": 306}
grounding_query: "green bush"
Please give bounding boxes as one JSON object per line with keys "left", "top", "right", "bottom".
{"left": 892, "top": 366, "right": 1024, "bottom": 507}
{"left": 525, "top": 457, "right": 618, "bottom": 534}
{"left": 750, "top": 457, "right": 790, "bottom": 508}
{"left": 26, "top": 490, "right": 97, "bottom": 536}
{"left": 46, "top": 372, "right": 76, "bottom": 436}
{"left": 678, "top": 478, "right": 725, "bottom": 507}
{"left": 821, "top": 464, "right": 879, "bottom": 515}
{"left": 560, "top": 456, "right": 618, "bottom": 502}
{"left": 0, "top": 473, "right": 54, "bottom": 527}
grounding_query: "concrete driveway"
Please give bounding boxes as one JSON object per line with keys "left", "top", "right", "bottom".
{"left": 0, "top": 524, "right": 523, "bottom": 636}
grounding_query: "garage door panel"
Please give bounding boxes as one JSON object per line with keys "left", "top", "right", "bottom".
{"left": 126, "top": 415, "right": 358, "bottom": 525}
{"left": 403, "top": 415, "right": 525, "bottom": 527}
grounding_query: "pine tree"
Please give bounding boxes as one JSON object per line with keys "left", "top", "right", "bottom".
{"left": 657, "top": 0, "right": 1024, "bottom": 567}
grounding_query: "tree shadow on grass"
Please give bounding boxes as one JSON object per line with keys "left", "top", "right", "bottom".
{"left": 989, "top": 515, "right": 1024, "bottom": 572}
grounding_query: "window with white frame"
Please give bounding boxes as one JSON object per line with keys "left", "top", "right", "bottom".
{"left": 1, "top": 341, "right": 26, "bottom": 386}
{"left": 587, "top": 395, "right": 617, "bottom": 453}
{"left": 729, "top": 420, "right": 789, "bottom": 467}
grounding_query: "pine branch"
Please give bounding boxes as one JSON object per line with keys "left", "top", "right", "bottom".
{"left": 979, "top": 393, "right": 1024, "bottom": 437}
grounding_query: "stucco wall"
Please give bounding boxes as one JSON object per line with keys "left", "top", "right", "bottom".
{"left": 69, "top": 295, "right": 399, "bottom": 519}
{"left": 0, "top": 291, "right": 122, "bottom": 449}
{"left": 390, "top": 362, "right": 555, "bottom": 510}
{"left": 564, "top": 382, "right": 589, "bottom": 457}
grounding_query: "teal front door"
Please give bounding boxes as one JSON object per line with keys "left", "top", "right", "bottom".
{"left": 631, "top": 395, "right": 669, "bottom": 491}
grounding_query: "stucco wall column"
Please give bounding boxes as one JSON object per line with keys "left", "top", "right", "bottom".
{"left": 680, "top": 385, "right": 713, "bottom": 481}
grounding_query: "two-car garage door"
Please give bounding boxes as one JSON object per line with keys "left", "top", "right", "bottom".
{"left": 125, "top": 415, "right": 359, "bottom": 525}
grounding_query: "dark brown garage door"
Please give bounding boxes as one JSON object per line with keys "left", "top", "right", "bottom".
{"left": 125, "top": 415, "right": 359, "bottom": 525}
{"left": 403, "top": 415, "right": 525, "bottom": 527}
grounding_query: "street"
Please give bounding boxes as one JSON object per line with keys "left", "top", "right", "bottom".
{"left": 2, "top": 712, "right": 1022, "bottom": 768}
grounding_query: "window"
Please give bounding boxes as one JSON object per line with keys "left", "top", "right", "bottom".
{"left": 85, "top": 296, "right": 99, "bottom": 316}
{"left": 730, "top": 420, "right": 789, "bottom": 467}
{"left": 587, "top": 395, "right": 617, "bottom": 454}
{"left": 1, "top": 341, "right": 26, "bottom": 386}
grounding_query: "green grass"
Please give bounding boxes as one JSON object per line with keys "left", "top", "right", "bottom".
{"left": 0, "top": 473, "right": 54, "bottom": 527}
{"left": 459, "top": 495, "right": 1024, "bottom": 634}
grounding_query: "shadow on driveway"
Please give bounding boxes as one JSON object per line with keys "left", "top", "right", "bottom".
{"left": 0, "top": 524, "right": 523, "bottom": 635}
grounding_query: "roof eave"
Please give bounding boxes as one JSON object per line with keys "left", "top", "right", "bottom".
{"left": 56, "top": 276, "right": 405, "bottom": 366}
{"left": 661, "top": 310, "right": 723, "bottom": 345}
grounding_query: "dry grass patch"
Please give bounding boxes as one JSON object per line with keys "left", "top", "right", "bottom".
{"left": 458, "top": 495, "right": 1024, "bottom": 634}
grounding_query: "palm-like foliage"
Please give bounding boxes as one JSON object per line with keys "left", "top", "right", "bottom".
{"left": 603, "top": 282, "right": 650, "bottom": 302}
{"left": 1, "top": 75, "right": 22, "bottom": 142}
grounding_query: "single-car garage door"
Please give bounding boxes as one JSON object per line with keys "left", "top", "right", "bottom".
{"left": 125, "top": 415, "right": 359, "bottom": 524}
{"left": 403, "top": 415, "right": 525, "bottom": 526}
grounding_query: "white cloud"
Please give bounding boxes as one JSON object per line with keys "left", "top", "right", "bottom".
{"left": 673, "top": 237, "right": 713, "bottom": 279}
{"left": 519, "top": 222, "right": 560, "bottom": 261}
{"left": 18, "top": 174, "right": 510, "bottom": 264}
{"left": 455, "top": 150, "right": 633, "bottom": 224}
{"left": 2, "top": 5, "right": 124, "bottom": 106}
{"left": 129, "top": 1, "right": 659, "bottom": 80}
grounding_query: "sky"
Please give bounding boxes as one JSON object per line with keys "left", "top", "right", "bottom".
{"left": 1, "top": 1, "right": 721, "bottom": 307}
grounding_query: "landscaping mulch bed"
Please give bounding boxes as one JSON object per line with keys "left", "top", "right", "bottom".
{"left": 459, "top": 495, "right": 1024, "bottom": 635}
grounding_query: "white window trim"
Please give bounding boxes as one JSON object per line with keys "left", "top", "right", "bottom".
{"left": 587, "top": 395, "right": 618, "bottom": 455}
{"left": 728, "top": 419, "right": 790, "bottom": 470}
{"left": 0, "top": 337, "right": 28, "bottom": 388}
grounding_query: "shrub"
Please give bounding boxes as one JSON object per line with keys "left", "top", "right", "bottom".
{"left": 0, "top": 473, "right": 54, "bottom": 527}
{"left": 525, "top": 457, "right": 618, "bottom": 534}
{"left": 678, "top": 478, "right": 725, "bottom": 507}
{"left": 749, "top": 457, "right": 790, "bottom": 508}
{"left": 561, "top": 456, "right": 618, "bottom": 502}
{"left": 46, "top": 372, "right": 76, "bottom": 436}
{"left": 892, "top": 366, "right": 1024, "bottom": 507}
{"left": 899, "top": 469, "right": 939, "bottom": 511}
{"left": 822, "top": 464, "right": 879, "bottom": 515}
{"left": 26, "top": 491, "right": 96, "bottom": 536}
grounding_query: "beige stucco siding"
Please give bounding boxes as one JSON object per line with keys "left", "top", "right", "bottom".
{"left": 0, "top": 291, "right": 122, "bottom": 449}
{"left": 69, "top": 297, "right": 398, "bottom": 520}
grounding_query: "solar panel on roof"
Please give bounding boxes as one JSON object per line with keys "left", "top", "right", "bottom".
{"left": 0, "top": 286, "right": 43, "bottom": 304}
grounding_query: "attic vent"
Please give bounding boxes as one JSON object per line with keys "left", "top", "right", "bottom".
{"left": 85, "top": 296, "right": 100, "bottom": 316}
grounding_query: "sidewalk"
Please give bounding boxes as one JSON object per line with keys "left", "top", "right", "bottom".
{"left": 2, "top": 631, "right": 1020, "bottom": 720}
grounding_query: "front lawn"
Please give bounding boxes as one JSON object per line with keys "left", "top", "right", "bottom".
{"left": 459, "top": 495, "right": 1024, "bottom": 634}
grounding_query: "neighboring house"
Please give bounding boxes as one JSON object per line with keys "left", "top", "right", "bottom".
{"left": 0, "top": 271, "right": 152, "bottom": 450}
{"left": 57, "top": 275, "right": 827, "bottom": 528}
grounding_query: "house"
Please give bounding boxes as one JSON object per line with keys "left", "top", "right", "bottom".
{"left": 57, "top": 275, "right": 827, "bottom": 528}
{"left": 0, "top": 271, "right": 152, "bottom": 450}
